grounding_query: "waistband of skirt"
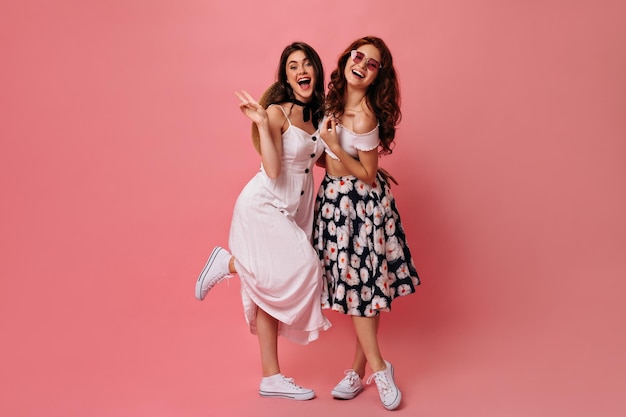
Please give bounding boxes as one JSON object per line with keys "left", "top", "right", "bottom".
{"left": 323, "top": 171, "right": 386, "bottom": 182}
{"left": 324, "top": 172, "right": 358, "bottom": 181}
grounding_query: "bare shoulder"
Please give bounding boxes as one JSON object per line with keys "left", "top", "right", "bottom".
{"left": 266, "top": 104, "right": 285, "bottom": 120}
{"left": 266, "top": 104, "right": 288, "bottom": 130}
{"left": 351, "top": 106, "right": 378, "bottom": 134}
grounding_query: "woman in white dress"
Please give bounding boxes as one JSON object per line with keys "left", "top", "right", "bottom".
{"left": 194, "top": 42, "right": 331, "bottom": 400}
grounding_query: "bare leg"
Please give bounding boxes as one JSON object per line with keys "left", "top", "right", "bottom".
{"left": 354, "top": 314, "right": 401, "bottom": 409}
{"left": 228, "top": 257, "right": 237, "bottom": 274}
{"left": 256, "top": 307, "right": 280, "bottom": 377}
{"left": 351, "top": 338, "right": 367, "bottom": 377}
{"left": 351, "top": 315, "right": 386, "bottom": 373}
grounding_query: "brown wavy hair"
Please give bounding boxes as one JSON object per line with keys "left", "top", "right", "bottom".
{"left": 325, "top": 36, "right": 401, "bottom": 155}
{"left": 251, "top": 42, "right": 325, "bottom": 153}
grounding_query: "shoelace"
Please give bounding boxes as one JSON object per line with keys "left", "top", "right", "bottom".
{"left": 279, "top": 376, "right": 304, "bottom": 390}
{"left": 206, "top": 273, "right": 232, "bottom": 291}
{"left": 342, "top": 370, "right": 360, "bottom": 388}
{"left": 366, "top": 372, "right": 391, "bottom": 395}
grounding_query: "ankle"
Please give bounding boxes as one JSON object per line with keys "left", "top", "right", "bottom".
{"left": 262, "top": 373, "right": 282, "bottom": 382}
{"left": 369, "top": 361, "right": 386, "bottom": 374}
{"left": 227, "top": 256, "right": 236, "bottom": 274}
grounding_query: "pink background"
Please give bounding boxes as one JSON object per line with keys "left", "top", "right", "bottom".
{"left": 1, "top": 1, "right": 625, "bottom": 416}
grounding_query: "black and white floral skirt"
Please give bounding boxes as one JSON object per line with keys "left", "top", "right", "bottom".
{"left": 313, "top": 172, "right": 420, "bottom": 317}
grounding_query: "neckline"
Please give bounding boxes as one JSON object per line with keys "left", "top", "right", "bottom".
{"left": 285, "top": 123, "right": 319, "bottom": 136}
{"left": 337, "top": 123, "right": 378, "bottom": 136}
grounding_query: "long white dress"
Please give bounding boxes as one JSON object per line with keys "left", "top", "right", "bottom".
{"left": 229, "top": 106, "right": 331, "bottom": 344}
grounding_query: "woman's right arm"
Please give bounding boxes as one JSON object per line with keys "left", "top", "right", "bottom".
{"left": 258, "top": 106, "right": 284, "bottom": 178}
{"left": 235, "top": 91, "right": 284, "bottom": 178}
{"left": 321, "top": 115, "right": 379, "bottom": 185}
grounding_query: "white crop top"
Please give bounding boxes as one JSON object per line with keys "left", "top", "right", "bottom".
{"left": 324, "top": 123, "right": 380, "bottom": 160}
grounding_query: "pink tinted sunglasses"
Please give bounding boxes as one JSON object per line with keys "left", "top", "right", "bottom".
{"left": 350, "top": 50, "right": 382, "bottom": 71}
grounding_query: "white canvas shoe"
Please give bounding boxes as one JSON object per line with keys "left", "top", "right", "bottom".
{"left": 195, "top": 246, "right": 231, "bottom": 300}
{"left": 331, "top": 369, "right": 364, "bottom": 399}
{"left": 366, "top": 360, "right": 402, "bottom": 410}
{"left": 259, "top": 374, "right": 315, "bottom": 400}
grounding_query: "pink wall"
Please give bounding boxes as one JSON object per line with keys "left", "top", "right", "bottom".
{"left": 1, "top": 1, "right": 624, "bottom": 416}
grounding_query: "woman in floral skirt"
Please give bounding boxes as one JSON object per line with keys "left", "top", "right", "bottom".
{"left": 314, "top": 36, "right": 420, "bottom": 411}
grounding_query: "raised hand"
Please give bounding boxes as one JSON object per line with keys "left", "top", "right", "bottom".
{"left": 320, "top": 116, "right": 339, "bottom": 149}
{"left": 235, "top": 90, "right": 268, "bottom": 125}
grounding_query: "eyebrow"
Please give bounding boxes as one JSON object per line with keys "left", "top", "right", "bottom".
{"left": 288, "top": 58, "right": 310, "bottom": 65}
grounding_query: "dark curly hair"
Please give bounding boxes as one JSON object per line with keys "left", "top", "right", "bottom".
{"left": 251, "top": 42, "right": 325, "bottom": 153}
{"left": 325, "top": 36, "right": 401, "bottom": 155}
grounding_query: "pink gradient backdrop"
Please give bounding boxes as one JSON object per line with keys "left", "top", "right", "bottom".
{"left": 1, "top": 1, "right": 624, "bottom": 416}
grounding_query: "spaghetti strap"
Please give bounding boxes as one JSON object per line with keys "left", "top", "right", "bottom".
{"left": 269, "top": 104, "right": 292, "bottom": 126}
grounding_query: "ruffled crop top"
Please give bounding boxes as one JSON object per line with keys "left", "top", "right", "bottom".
{"left": 324, "top": 123, "right": 380, "bottom": 160}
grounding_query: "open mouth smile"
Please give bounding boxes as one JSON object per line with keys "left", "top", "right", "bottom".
{"left": 351, "top": 68, "right": 365, "bottom": 79}
{"left": 297, "top": 77, "right": 311, "bottom": 87}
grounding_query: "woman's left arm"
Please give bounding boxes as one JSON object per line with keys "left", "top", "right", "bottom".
{"left": 321, "top": 117, "right": 379, "bottom": 185}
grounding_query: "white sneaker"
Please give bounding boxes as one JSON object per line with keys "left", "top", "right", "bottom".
{"left": 331, "top": 369, "right": 363, "bottom": 399}
{"left": 259, "top": 374, "right": 315, "bottom": 400}
{"left": 366, "top": 360, "right": 402, "bottom": 410}
{"left": 195, "top": 246, "right": 231, "bottom": 300}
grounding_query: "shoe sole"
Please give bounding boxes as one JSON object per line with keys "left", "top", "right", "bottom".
{"left": 195, "top": 247, "right": 223, "bottom": 300}
{"left": 259, "top": 390, "right": 315, "bottom": 401}
{"left": 331, "top": 386, "right": 364, "bottom": 400}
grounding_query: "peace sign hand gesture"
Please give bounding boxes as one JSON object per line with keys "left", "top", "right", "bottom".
{"left": 235, "top": 90, "right": 268, "bottom": 125}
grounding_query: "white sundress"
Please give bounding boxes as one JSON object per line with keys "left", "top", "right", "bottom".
{"left": 228, "top": 105, "right": 331, "bottom": 344}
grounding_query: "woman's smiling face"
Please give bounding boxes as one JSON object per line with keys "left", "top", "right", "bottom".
{"left": 285, "top": 50, "right": 316, "bottom": 102}
{"left": 344, "top": 43, "right": 381, "bottom": 89}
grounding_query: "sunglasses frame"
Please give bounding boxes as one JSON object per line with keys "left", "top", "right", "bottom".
{"left": 350, "top": 49, "right": 382, "bottom": 71}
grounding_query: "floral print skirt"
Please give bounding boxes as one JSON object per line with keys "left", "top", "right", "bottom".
{"left": 313, "top": 172, "right": 420, "bottom": 317}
